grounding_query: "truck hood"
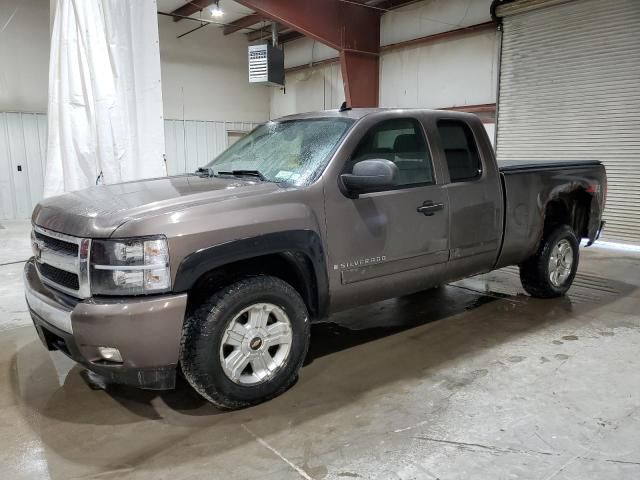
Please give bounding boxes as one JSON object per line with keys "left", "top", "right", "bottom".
{"left": 32, "top": 175, "right": 281, "bottom": 238}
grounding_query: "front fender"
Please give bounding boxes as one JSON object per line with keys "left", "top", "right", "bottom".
{"left": 172, "top": 230, "right": 329, "bottom": 317}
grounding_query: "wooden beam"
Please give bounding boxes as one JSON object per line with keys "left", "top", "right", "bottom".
{"left": 223, "top": 13, "right": 263, "bottom": 34}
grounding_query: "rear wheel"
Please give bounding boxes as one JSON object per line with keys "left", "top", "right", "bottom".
{"left": 519, "top": 225, "right": 579, "bottom": 298}
{"left": 180, "top": 276, "right": 310, "bottom": 409}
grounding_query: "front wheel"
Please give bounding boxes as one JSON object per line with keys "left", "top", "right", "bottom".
{"left": 180, "top": 276, "right": 310, "bottom": 409}
{"left": 519, "top": 225, "right": 579, "bottom": 298}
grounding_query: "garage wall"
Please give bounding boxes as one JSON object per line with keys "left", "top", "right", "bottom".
{"left": 164, "top": 119, "right": 259, "bottom": 175}
{"left": 281, "top": 38, "right": 338, "bottom": 70}
{"left": 0, "top": 113, "right": 48, "bottom": 220}
{"left": 0, "top": 1, "right": 271, "bottom": 123}
{"left": 0, "top": 3, "right": 272, "bottom": 219}
{"left": 380, "top": 0, "right": 493, "bottom": 46}
{"left": 269, "top": 0, "right": 497, "bottom": 118}
{"left": 0, "top": 0, "right": 50, "bottom": 113}
{"left": 269, "top": 63, "right": 344, "bottom": 119}
{"left": 159, "top": 15, "right": 270, "bottom": 123}
{"left": 1, "top": 114, "right": 258, "bottom": 220}
{"left": 379, "top": 29, "right": 498, "bottom": 109}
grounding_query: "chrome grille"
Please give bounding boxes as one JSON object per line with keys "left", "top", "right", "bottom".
{"left": 32, "top": 226, "right": 91, "bottom": 298}
{"left": 33, "top": 230, "right": 78, "bottom": 256}
{"left": 38, "top": 263, "right": 80, "bottom": 290}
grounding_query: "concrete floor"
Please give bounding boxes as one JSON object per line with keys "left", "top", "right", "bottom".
{"left": 1, "top": 220, "right": 640, "bottom": 480}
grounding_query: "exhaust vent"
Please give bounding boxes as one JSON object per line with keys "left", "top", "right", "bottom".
{"left": 248, "top": 44, "right": 284, "bottom": 86}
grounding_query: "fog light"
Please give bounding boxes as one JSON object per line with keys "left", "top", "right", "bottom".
{"left": 97, "top": 347, "right": 123, "bottom": 363}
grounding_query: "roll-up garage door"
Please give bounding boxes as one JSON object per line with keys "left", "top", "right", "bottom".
{"left": 496, "top": 0, "right": 640, "bottom": 244}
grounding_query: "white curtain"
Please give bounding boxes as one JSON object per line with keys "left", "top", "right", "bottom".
{"left": 44, "top": 0, "right": 165, "bottom": 198}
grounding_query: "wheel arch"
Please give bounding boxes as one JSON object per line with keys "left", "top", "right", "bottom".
{"left": 543, "top": 187, "right": 593, "bottom": 240}
{"left": 173, "top": 230, "right": 329, "bottom": 320}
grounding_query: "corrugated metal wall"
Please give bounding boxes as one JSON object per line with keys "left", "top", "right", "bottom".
{"left": 379, "top": 29, "right": 498, "bottom": 109}
{"left": 0, "top": 112, "right": 48, "bottom": 220}
{"left": 497, "top": 0, "right": 640, "bottom": 243}
{"left": 163, "top": 119, "right": 258, "bottom": 175}
{"left": 269, "top": 63, "right": 344, "bottom": 119}
{"left": 0, "top": 114, "right": 259, "bottom": 220}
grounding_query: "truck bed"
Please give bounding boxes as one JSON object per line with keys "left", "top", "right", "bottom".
{"left": 495, "top": 159, "right": 606, "bottom": 270}
{"left": 498, "top": 160, "right": 602, "bottom": 173}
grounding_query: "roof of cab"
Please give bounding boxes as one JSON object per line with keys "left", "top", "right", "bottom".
{"left": 274, "top": 108, "right": 475, "bottom": 122}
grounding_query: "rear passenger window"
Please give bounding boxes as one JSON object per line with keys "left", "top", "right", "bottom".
{"left": 437, "top": 120, "right": 482, "bottom": 182}
{"left": 351, "top": 118, "right": 434, "bottom": 187}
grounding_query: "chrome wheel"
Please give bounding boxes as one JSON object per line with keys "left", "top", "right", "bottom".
{"left": 219, "top": 303, "right": 293, "bottom": 385}
{"left": 548, "top": 239, "right": 574, "bottom": 287}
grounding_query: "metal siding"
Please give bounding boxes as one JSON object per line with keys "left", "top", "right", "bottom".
{"left": 497, "top": 0, "right": 640, "bottom": 243}
{"left": 0, "top": 113, "right": 49, "bottom": 220}
{"left": 1, "top": 116, "right": 260, "bottom": 220}
{"left": 0, "top": 113, "right": 17, "bottom": 220}
{"left": 22, "top": 114, "right": 45, "bottom": 212}
{"left": 161, "top": 119, "right": 257, "bottom": 178}
{"left": 379, "top": 29, "right": 499, "bottom": 109}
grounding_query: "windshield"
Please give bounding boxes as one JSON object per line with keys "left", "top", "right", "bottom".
{"left": 205, "top": 118, "right": 354, "bottom": 185}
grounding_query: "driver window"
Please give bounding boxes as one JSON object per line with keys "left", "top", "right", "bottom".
{"left": 351, "top": 118, "right": 434, "bottom": 187}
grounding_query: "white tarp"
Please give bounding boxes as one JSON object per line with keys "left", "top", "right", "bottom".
{"left": 44, "top": 0, "right": 165, "bottom": 198}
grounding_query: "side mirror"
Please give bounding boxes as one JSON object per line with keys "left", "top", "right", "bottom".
{"left": 340, "top": 159, "right": 399, "bottom": 196}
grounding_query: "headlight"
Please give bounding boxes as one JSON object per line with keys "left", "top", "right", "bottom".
{"left": 90, "top": 237, "right": 171, "bottom": 295}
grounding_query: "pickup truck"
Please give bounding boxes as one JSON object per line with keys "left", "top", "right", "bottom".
{"left": 24, "top": 108, "right": 606, "bottom": 409}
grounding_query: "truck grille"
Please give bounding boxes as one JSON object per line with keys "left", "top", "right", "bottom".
{"left": 32, "top": 226, "right": 90, "bottom": 298}
{"left": 34, "top": 230, "right": 78, "bottom": 256}
{"left": 38, "top": 263, "right": 80, "bottom": 290}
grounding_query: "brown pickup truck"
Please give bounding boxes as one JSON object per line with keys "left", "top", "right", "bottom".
{"left": 24, "top": 108, "right": 606, "bottom": 409}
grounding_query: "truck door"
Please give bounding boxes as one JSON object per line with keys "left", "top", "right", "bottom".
{"left": 434, "top": 118, "right": 503, "bottom": 275}
{"left": 323, "top": 115, "right": 450, "bottom": 311}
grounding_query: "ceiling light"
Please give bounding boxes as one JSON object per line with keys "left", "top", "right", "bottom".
{"left": 210, "top": 0, "right": 223, "bottom": 17}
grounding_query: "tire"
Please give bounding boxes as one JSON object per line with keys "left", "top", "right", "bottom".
{"left": 519, "top": 225, "right": 579, "bottom": 298}
{"left": 180, "top": 276, "right": 310, "bottom": 409}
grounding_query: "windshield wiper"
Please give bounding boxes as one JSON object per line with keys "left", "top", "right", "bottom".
{"left": 216, "top": 169, "right": 267, "bottom": 181}
{"left": 195, "top": 167, "right": 214, "bottom": 177}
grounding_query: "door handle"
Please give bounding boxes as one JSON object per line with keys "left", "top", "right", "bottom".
{"left": 416, "top": 201, "right": 444, "bottom": 216}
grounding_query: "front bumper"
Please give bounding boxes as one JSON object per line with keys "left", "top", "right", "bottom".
{"left": 24, "top": 259, "right": 188, "bottom": 390}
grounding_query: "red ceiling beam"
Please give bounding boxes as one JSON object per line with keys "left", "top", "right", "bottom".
{"left": 234, "top": 0, "right": 381, "bottom": 107}
{"left": 234, "top": 0, "right": 379, "bottom": 53}
{"left": 223, "top": 13, "right": 264, "bottom": 34}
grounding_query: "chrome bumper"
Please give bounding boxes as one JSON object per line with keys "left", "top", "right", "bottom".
{"left": 24, "top": 259, "right": 74, "bottom": 333}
